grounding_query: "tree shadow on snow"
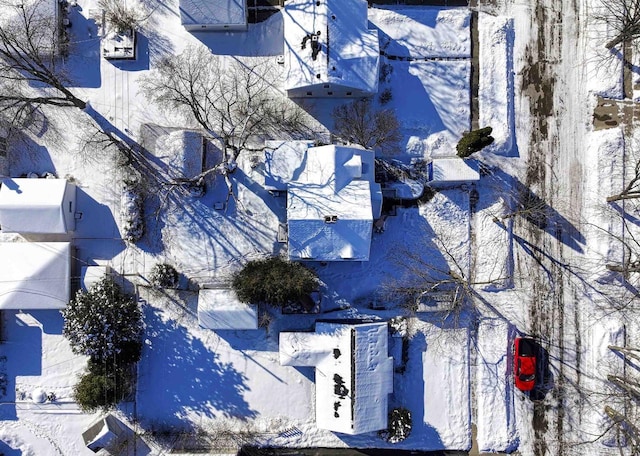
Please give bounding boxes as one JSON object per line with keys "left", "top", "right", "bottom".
{"left": 135, "top": 306, "right": 257, "bottom": 429}
{"left": 474, "top": 167, "right": 586, "bottom": 253}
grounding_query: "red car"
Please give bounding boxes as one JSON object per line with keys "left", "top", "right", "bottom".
{"left": 514, "top": 337, "right": 536, "bottom": 391}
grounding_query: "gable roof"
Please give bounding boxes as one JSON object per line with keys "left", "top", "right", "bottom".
{"left": 280, "top": 321, "right": 393, "bottom": 434}
{"left": 198, "top": 288, "right": 258, "bottom": 330}
{"left": 283, "top": 0, "right": 379, "bottom": 94}
{"left": 0, "top": 178, "right": 76, "bottom": 234}
{"left": 0, "top": 0, "right": 62, "bottom": 57}
{"left": 0, "top": 242, "right": 70, "bottom": 310}
{"left": 285, "top": 145, "right": 377, "bottom": 261}
{"left": 179, "top": 0, "right": 247, "bottom": 30}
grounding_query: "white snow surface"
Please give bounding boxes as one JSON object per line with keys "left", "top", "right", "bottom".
{"left": 0, "top": 0, "right": 634, "bottom": 455}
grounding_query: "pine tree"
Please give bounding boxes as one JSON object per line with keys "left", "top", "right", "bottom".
{"left": 62, "top": 276, "right": 143, "bottom": 364}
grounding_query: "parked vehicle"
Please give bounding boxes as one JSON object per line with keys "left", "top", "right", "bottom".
{"left": 514, "top": 337, "right": 536, "bottom": 391}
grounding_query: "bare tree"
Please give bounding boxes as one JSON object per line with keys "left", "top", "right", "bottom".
{"left": 595, "top": 0, "right": 640, "bottom": 50}
{"left": 608, "top": 155, "right": 640, "bottom": 202}
{"left": 332, "top": 97, "right": 401, "bottom": 154}
{"left": 0, "top": 0, "right": 87, "bottom": 120}
{"left": 140, "top": 45, "right": 317, "bottom": 171}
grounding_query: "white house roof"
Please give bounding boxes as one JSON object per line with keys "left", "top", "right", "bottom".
{"left": 283, "top": 0, "right": 379, "bottom": 93}
{"left": 0, "top": 242, "right": 70, "bottom": 310}
{"left": 428, "top": 157, "right": 480, "bottom": 184}
{"left": 198, "top": 288, "right": 258, "bottom": 330}
{"left": 0, "top": 178, "right": 75, "bottom": 234}
{"left": 284, "top": 145, "right": 376, "bottom": 261}
{"left": 279, "top": 321, "right": 393, "bottom": 434}
{"left": 179, "top": 0, "right": 247, "bottom": 28}
{"left": 263, "top": 140, "right": 314, "bottom": 191}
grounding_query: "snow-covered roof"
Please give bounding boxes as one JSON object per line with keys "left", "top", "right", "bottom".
{"left": 284, "top": 145, "right": 376, "bottom": 261}
{"left": 179, "top": 0, "right": 247, "bottom": 30}
{"left": 0, "top": 178, "right": 76, "bottom": 234}
{"left": 198, "top": 288, "right": 258, "bottom": 330}
{"left": 157, "top": 130, "right": 204, "bottom": 179}
{"left": 82, "top": 414, "right": 129, "bottom": 453}
{"left": 283, "top": 0, "right": 379, "bottom": 94}
{"left": 102, "top": 29, "right": 136, "bottom": 60}
{"left": 279, "top": 321, "right": 393, "bottom": 434}
{"left": 428, "top": 157, "right": 480, "bottom": 185}
{"left": 0, "top": 242, "right": 70, "bottom": 310}
{"left": 263, "top": 140, "right": 314, "bottom": 191}
{"left": 81, "top": 266, "right": 112, "bottom": 291}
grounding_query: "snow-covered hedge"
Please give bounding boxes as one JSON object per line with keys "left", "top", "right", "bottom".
{"left": 121, "top": 179, "right": 144, "bottom": 242}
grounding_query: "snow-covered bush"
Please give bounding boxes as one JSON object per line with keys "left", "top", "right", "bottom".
{"left": 456, "top": 126, "right": 494, "bottom": 158}
{"left": 62, "top": 276, "right": 143, "bottom": 364}
{"left": 73, "top": 366, "right": 130, "bottom": 412}
{"left": 380, "top": 407, "right": 412, "bottom": 443}
{"left": 149, "top": 263, "right": 179, "bottom": 289}
{"left": 121, "top": 179, "right": 144, "bottom": 242}
{"left": 232, "top": 257, "right": 318, "bottom": 307}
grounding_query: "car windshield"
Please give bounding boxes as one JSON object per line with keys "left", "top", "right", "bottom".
{"left": 519, "top": 373, "right": 535, "bottom": 381}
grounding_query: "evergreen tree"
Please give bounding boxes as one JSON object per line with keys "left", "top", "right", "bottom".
{"left": 62, "top": 276, "right": 143, "bottom": 364}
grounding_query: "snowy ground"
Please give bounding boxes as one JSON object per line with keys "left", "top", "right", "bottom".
{"left": 1, "top": 0, "right": 638, "bottom": 455}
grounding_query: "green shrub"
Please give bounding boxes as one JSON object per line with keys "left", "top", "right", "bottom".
{"left": 73, "top": 368, "right": 130, "bottom": 412}
{"left": 383, "top": 407, "right": 412, "bottom": 443}
{"left": 232, "top": 257, "right": 318, "bottom": 307}
{"left": 456, "top": 126, "right": 494, "bottom": 158}
{"left": 149, "top": 263, "right": 179, "bottom": 288}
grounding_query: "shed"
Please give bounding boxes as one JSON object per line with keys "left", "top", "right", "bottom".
{"left": 427, "top": 157, "right": 480, "bottom": 187}
{"left": 280, "top": 321, "right": 394, "bottom": 434}
{"left": 81, "top": 266, "right": 112, "bottom": 291}
{"left": 198, "top": 288, "right": 258, "bottom": 330}
{"left": 0, "top": 178, "right": 77, "bottom": 234}
{"left": 179, "top": 0, "right": 248, "bottom": 31}
{"left": 0, "top": 242, "right": 70, "bottom": 310}
{"left": 82, "top": 414, "right": 131, "bottom": 455}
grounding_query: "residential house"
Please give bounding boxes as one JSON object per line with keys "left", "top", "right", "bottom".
{"left": 179, "top": 0, "right": 248, "bottom": 31}
{"left": 265, "top": 142, "right": 382, "bottom": 262}
{"left": 280, "top": 320, "right": 394, "bottom": 434}
{"left": 0, "top": 242, "right": 70, "bottom": 310}
{"left": 283, "top": 0, "right": 379, "bottom": 97}
{"left": 0, "top": 178, "right": 77, "bottom": 234}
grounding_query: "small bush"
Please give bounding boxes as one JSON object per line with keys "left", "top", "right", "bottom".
{"left": 73, "top": 367, "right": 130, "bottom": 412}
{"left": 232, "top": 257, "right": 318, "bottom": 307}
{"left": 384, "top": 407, "right": 412, "bottom": 443}
{"left": 149, "top": 263, "right": 179, "bottom": 288}
{"left": 456, "top": 126, "right": 494, "bottom": 158}
{"left": 121, "top": 179, "right": 144, "bottom": 242}
{"left": 379, "top": 88, "right": 393, "bottom": 105}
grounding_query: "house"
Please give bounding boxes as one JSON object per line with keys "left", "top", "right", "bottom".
{"left": 279, "top": 321, "right": 394, "bottom": 434}
{"left": 179, "top": 0, "right": 248, "bottom": 31}
{"left": 265, "top": 143, "right": 382, "bottom": 261}
{"left": 283, "top": 0, "right": 379, "bottom": 97}
{"left": 0, "top": 178, "right": 77, "bottom": 234}
{"left": 427, "top": 157, "right": 480, "bottom": 188}
{"left": 102, "top": 28, "right": 136, "bottom": 60}
{"left": 82, "top": 414, "right": 131, "bottom": 455}
{"left": 198, "top": 288, "right": 258, "bottom": 330}
{"left": 0, "top": 242, "right": 70, "bottom": 310}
